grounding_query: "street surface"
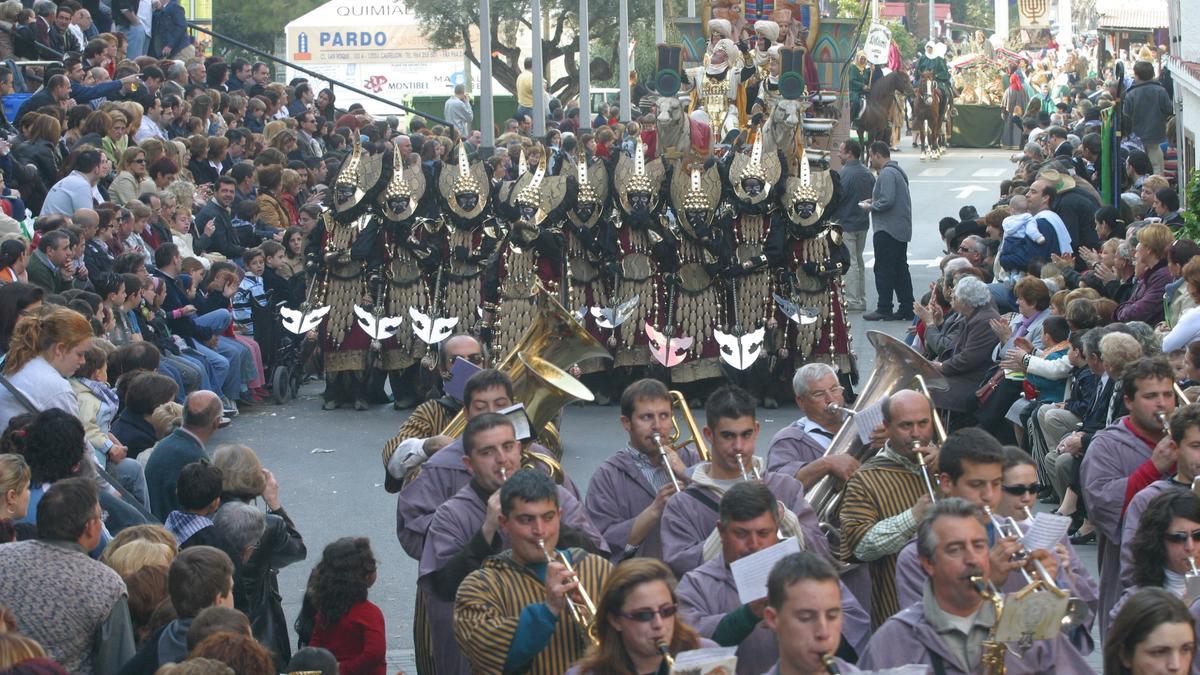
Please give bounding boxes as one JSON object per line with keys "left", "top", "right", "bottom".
{"left": 218, "top": 145, "right": 1103, "bottom": 670}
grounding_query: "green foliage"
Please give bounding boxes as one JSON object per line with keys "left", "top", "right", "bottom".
{"left": 212, "top": 0, "right": 324, "bottom": 60}
{"left": 888, "top": 20, "right": 916, "bottom": 61}
{"left": 1179, "top": 171, "right": 1200, "bottom": 243}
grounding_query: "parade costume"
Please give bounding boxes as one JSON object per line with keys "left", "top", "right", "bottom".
{"left": 436, "top": 146, "right": 496, "bottom": 339}
{"left": 690, "top": 38, "right": 753, "bottom": 143}
{"left": 563, "top": 151, "right": 617, "bottom": 375}
{"left": 916, "top": 41, "right": 954, "bottom": 120}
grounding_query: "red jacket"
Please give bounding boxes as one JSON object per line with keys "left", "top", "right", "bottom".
{"left": 310, "top": 600, "right": 386, "bottom": 675}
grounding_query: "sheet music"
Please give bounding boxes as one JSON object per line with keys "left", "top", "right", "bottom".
{"left": 670, "top": 646, "right": 737, "bottom": 674}
{"left": 730, "top": 537, "right": 801, "bottom": 604}
{"left": 1022, "top": 512, "right": 1071, "bottom": 551}
{"left": 497, "top": 403, "right": 531, "bottom": 441}
{"left": 853, "top": 399, "right": 885, "bottom": 444}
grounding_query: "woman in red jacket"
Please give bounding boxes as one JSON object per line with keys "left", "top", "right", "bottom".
{"left": 306, "top": 537, "right": 386, "bottom": 675}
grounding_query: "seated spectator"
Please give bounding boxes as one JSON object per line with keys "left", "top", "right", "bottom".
{"left": 998, "top": 194, "right": 1058, "bottom": 276}
{"left": 117, "top": 545, "right": 236, "bottom": 673}
{"left": 1115, "top": 223, "right": 1172, "bottom": 324}
{"left": 0, "top": 239, "right": 30, "bottom": 285}
{"left": 930, "top": 276, "right": 1002, "bottom": 420}
{"left": 164, "top": 460, "right": 225, "bottom": 548}
{"left": 103, "top": 537, "right": 175, "bottom": 578}
{"left": 0, "top": 633, "right": 48, "bottom": 670}
{"left": 185, "top": 607, "right": 252, "bottom": 653}
{"left": 110, "top": 147, "right": 155, "bottom": 207}
{"left": 1164, "top": 240, "right": 1200, "bottom": 329}
{"left": 1154, "top": 187, "right": 1183, "bottom": 228}
{"left": 231, "top": 248, "right": 265, "bottom": 337}
{"left": 188, "top": 632, "right": 274, "bottom": 675}
{"left": 287, "top": 647, "right": 340, "bottom": 675}
{"left": 143, "top": 390, "right": 222, "bottom": 520}
{"left": 0, "top": 453, "right": 31, "bottom": 537}
{"left": 40, "top": 146, "right": 102, "bottom": 217}
{"left": 0, "top": 477, "right": 136, "bottom": 673}
{"left": 26, "top": 230, "right": 84, "bottom": 295}
{"left": 111, "top": 371, "right": 179, "bottom": 459}
{"left": 123, "top": 563, "right": 170, "bottom": 647}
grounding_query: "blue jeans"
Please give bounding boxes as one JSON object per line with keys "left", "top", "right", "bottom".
{"left": 215, "top": 336, "right": 250, "bottom": 397}
{"left": 123, "top": 24, "right": 149, "bottom": 59}
{"left": 190, "top": 341, "right": 234, "bottom": 398}
{"left": 987, "top": 281, "right": 1017, "bottom": 314}
{"left": 109, "top": 457, "right": 149, "bottom": 509}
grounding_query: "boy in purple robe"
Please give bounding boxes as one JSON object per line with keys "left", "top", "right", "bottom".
{"left": 584, "top": 379, "right": 701, "bottom": 561}
{"left": 860, "top": 498, "right": 1092, "bottom": 673}
{"left": 765, "top": 363, "right": 865, "bottom": 489}
{"left": 1120, "top": 404, "right": 1200, "bottom": 586}
{"left": 417, "top": 412, "right": 607, "bottom": 674}
{"left": 1080, "top": 357, "right": 1176, "bottom": 636}
{"left": 660, "top": 385, "right": 828, "bottom": 579}
{"left": 677, "top": 482, "right": 868, "bottom": 675}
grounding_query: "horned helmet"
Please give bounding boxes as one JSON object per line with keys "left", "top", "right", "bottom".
{"left": 680, "top": 166, "right": 714, "bottom": 235}
{"left": 514, "top": 150, "right": 547, "bottom": 226}
{"left": 450, "top": 144, "right": 485, "bottom": 218}
{"left": 733, "top": 132, "right": 771, "bottom": 202}
{"left": 378, "top": 148, "right": 415, "bottom": 221}
{"left": 572, "top": 149, "right": 601, "bottom": 225}
{"left": 623, "top": 140, "right": 656, "bottom": 215}
{"left": 785, "top": 147, "right": 823, "bottom": 226}
{"left": 333, "top": 141, "right": 365, "bottom": 212}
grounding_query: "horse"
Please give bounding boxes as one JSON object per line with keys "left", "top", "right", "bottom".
{"left": 853, "top": 70, "right": 914, "bottom": 149}
{"left": 912, "top": 71, "right": 944, "bottom": 160}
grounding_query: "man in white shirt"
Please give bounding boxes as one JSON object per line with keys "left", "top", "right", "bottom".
{"left": 41, "top": 148, "right": 104, "bottom": 216}
{"left": 120, "top": 0, "right": 154, "bottom": 59}
{"left": 134, "top": 95, "right": 170, "bottom": 142}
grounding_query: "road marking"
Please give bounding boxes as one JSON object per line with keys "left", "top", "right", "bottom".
{"left": 918, "top": 168, "right": 953, "bottom": 177}
{"left": 951, "top": 185, "right": 988, "bottom": 199}
{"left": 863, "top": 255, "right": 944, "bottom": 269}
{"left": 972, "top": 168, "right": 1006, "bottom": 177}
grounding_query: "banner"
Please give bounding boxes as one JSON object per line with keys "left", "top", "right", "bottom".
{"left": 1017, "top": 0, "right": 1051, "bottom": 29}
{"left": 864, "top": 23, "right": 891, "bottom": 65}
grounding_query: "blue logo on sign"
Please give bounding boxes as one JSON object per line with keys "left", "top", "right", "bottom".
{"left": 319, "top": 32, "right": 389, "bottom": 48}
{"left": 298, "top": 32, "right": 309, "bottom": 53}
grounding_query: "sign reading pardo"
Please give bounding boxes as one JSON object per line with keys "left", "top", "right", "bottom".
{"left": 284, "top": 0, "right": 479, "bottom": 114}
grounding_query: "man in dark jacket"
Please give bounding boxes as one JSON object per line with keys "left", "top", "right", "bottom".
{"left": 151, "top": 0, "right": 192, "bottom": 58}
{"left": 1042, "top": 169, "right": 1099, "bottom": 257}
{"left": 194, "top": 176, "right": 245, "bottom": 260}
{"left": 14, "top": 74, "right": 72, "bottom": 126}
{"left": 148, "top": 392, "right": 221, "bottom": 521}
{"left": 1124, "top": 60, "right": 1174, "bottom": 175}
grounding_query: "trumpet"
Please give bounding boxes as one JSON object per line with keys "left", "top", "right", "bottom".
{"left": 500, "top": 466, "right": 508, "bottom": 482}
{"left": 984, "top": 505, "right": 1051, "bottom": 588}
{"left": 736, "top": 453, "right": 762, "bottom": 481}
{"left": 821, "top": 653, "right": 841, "bottom": 674}
{"left": 913, "top": 440, "right": 938, "bottom": 501}
{"left": 1156, "top": 410, "right": 1171, "bottom": 435}
{"left": 656, "top": 640, "right": 673, "bottom": 670}
{"left": 538, "top": 538, "right": 599, "bottom": 646}
{"left": 651, "top": 432, "right": 683, "bottom": 492}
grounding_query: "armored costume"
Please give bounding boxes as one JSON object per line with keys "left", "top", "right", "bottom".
{"left": 436, "top": 146, "right": 496, "bottom": 339}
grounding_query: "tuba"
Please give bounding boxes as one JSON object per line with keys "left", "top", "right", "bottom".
{"left": 807, "top": 331, "right": 947, "bottom": 527}
{"left": 441, "top": 286, "right": 611, "bottom": 479}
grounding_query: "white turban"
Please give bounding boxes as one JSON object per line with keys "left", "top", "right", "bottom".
{"left": 754, "top": 20, "right": 780, "bottom": 42}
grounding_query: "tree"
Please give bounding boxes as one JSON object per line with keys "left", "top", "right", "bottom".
{"left": 407, "top": 0, "right": 655, "bottom": 102}
{"left": 213, "top": 0, "right": 324, "bottom": 60}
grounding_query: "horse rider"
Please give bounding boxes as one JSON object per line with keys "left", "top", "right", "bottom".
{"left": 849, "top": 51, "right": 885, "bottom": 121}
{"left": 915, "top": 40, "right": 953, "bottom": 121}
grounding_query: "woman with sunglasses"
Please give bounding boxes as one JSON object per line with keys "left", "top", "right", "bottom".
{"left": 1110, "top": 490, "right": 1200, "bottom": 627}
{"left": 566, "top": 559, "right": 710, "bottom": 675}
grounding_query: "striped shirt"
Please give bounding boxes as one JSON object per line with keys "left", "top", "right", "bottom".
{"left": 621, "top": 446, "right": 673, "bottom": 492}
{"left": 837, "top": 444, "right": 927, "bottom": 628}
{"left": 454, "top": 548, "right": 612, "bottom": 675}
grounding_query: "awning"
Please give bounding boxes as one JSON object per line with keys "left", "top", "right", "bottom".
{"left": 1096, "top": 0, "right": 1167, "bottom": 31}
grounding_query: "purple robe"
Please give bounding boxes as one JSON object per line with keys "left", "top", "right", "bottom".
{"left": 765, "top": 420, "right": 830, "bottom": 478}
{"left": 395, "top": 437, "right": 577, "bottom": 558}
{"left": 677, "top": 552, "right": 870, "bottom": 675}
{"left": 418, "top": 481, "right": 605, "bottom": 674}
{"left": 892, "top": 528, "right": 1098, "bottom": 653}
{"left": 1121, "top": 479, "right": 1179, "bottom": 586}
{"left": 583, "top": 447, "right": 700, "bottom": 561}
{"left": 859, "top": 601, "right": 1092, "bottom": 674}
{"left": 660, "top": 471, "right": 829, "bottom": 578}
{"left": 1080, "top": 419, "right": 1155, "bottom": 636}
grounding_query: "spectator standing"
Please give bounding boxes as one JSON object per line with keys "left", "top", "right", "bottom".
{"left": 0, "top": 477, "right": 136, "bottom": 675}
{"left": 443, "top": 84, "right": 473, "bottom": 137}
{"left": 151, "top": 0, "right": 192, "bottom": 59}
{"left": 860, "top": 141, "right": 913, "bottom": 321}
{"left": 515, "top": 57, "right": 535, "bottom": 123}
{"left": 305, "top": 537, "right": 386, "bottom": 675}
{"left": 1124, "top": 60, "right": 1173, "bottom": 175}
{"left": 116, "top": 0, "right": 152, "bottom": 58}
{"left": 834, "top": 139, "right": 875, "bottom": 313}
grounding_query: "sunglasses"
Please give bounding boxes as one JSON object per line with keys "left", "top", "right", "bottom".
{"left": 1165, "top": 531, "right": 1200, "bottom": 544}
{"left": 619, "top": 605, "right": 678, "bottom": 622}
{"left": 1001, "top": 482, "right": 1043, "bottom": 496}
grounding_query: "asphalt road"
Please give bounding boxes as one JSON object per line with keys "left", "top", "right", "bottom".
{"left": 214, "top": 145, "right": 1104, "bottom": 670}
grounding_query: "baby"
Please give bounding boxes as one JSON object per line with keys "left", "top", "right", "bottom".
{"left": 1001, "top": 194, "right": 1045, "bottom": 245}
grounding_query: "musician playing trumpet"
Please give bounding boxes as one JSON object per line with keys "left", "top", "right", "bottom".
{"left": 454, "top": 469, "right": 613, "bottom": 675}
{"left": 565, "top": 559, "right": 714, "bottom": 675}
{"left": 585, "top": 380, "right": 701, "bottom": 561}
{"left": 859, "top": 499, "right": 1094, "bottom": 673}
{"left": 838, "top": 389, "right": 941, "bottom": 628}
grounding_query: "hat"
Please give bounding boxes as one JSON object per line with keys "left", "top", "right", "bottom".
{"left": 708, "top": 18, "right": 732, "bottom": 38}
{"left": 1038, "top": 167, "right": 1076, "bottom": 192}
{"left": 754, "top": 20, "right": 780, "bottom": 42}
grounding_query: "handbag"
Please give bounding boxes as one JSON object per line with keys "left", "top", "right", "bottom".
{"left": 974, "top": 365, "right": 1004, "bottom": 406}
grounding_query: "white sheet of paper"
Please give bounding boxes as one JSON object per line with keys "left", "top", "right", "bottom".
{"left": 730, "top": 537, "right": 801, "bottom": 604}
{"left": 670, "top": 646, "right": 737, "bottom": 673}
{"left": 1022, "top": 512, "right": 1071, "bottom": 551}
{"left": 853, "top": 399, "right": 885, "bottom": 444}
{"left": 497, "top": 403, "right": 531, "bottom": 441}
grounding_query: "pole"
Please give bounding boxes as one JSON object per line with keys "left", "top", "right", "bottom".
{"left": 618, "top": 0, "right": 631, "bottom": 122}
{"left": 531, "top": 0, "right": 547, "bottom": 138}
{"left": 993, "top": 0, "right": 1007, "bottom": 42}
{"left": 580, "top": 0, "right": 591, "bottom": 121}
{"left": 655, "top": 0, "right": 664, "bottom": 44}
{"left": 927, "top": 0, "right": 934, "bottom": 40}
{"left": 479, "top": 0, "right": 496, "bottom": 157}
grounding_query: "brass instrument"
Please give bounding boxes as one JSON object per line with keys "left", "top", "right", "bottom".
{"left": 807, "top": 331, "right": 947, "bottom": 527}
{"left": 821, "top": 653, "right": 841, "bottom": 674}
{"left": 825, "top": 403, "right": 856, "bottom": 417}
{"left": 970, "top": 576, "right": 1007, "bottom": 675}
{"left": 1178, "top": 383, "right": 1193, "bottom": 406}
{"left": 989, "top": 506, "right": 1088, "bottom": 629}
{"left": 913, "top": 374, "right": 948, "bottom": 444}
{"left": 736, "top": 453, "right": 762, "bottom": 481}
{"left": 499, "top": 466, "right": 507, "bottom": 482}
{"left": 1157, "top": 410, "right": 1171, "bottom": 435}
{"left": 656, "top": 640, "right": 674, "bottom": 671}
{"left": 651, "top": 433, "right": 683, "bottom": 491}
{"left": 440, "top": 288, "right": 611, "bottom": 481}
{"left": 913, "top": 440, "right": 938, "bottom": 501}
{"left": 662, "top": 390, "right": 711, "bottom": 461}
{"left": 538, "top": 537, "right": 599, "bottom": 646}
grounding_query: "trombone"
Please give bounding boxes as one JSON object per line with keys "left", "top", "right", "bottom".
{"left": 538, "top": 538, "right": 599, "bottom": 646}
{"left": 651, "top": 432, "right": 683, "bottom": 492}
{"left": 661, "top": 390, "right": 710, "bottom": 461}
{"left": 913, "top": 440, "right": 938, "bottom": 501}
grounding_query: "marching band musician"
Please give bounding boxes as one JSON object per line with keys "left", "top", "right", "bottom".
{"left": 380, "top": 333, "right": 484, "bottom": 493}
{"left": 1080, "top": 356, "right": 1177, "bottom": 635}
{"left": 1109, "top": 588, "right": 1198, "bottom": 675}
{"left": 660, "top": 385, "right": 827, "bottom": 578}
{"left": 1109, "top": 490, "right": 1200, "bottom": 624}
{"left": 859, "top": 498, "right": 1093, "bottom": 673}
{"left": 676, "top": 482, "right": 868, "bottom": 675}
{"left": 564, "top": 559, "right": 715, "bottom": 675}
{"left": 763, "top": 552, "right": 873, "bottom": 675}
{"left": 837, "top": 389, "right": 938, "bottom": 628}
{"left": 453, "top": 469, "right": 613, "bottom": 675}
{"left": 419, "top": 413, "right": 607, "bottom": 674}
{"left": 1121, "top": 404, "right": 1200, "bottom": 586}
{"left": 396, "top": 368, "right": 577, "bottom": 559}
{"left": 584, "top": 380, "right": 701, "bottom": 561}
{"left": 766, "top": 363, "right": 865, "bottom": 489}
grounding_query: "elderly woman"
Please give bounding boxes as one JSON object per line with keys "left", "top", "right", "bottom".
{"left": 212, "top": 444, "right": 306, "bottom": 668}
{"left": 975, "top": 276, "right": 1051, "bottom": 443}
{"left": 1116, "top": 223, "right": 1174, "bottom": 324}
{"left": 930, "top": 275, "right": 1002, "bottom": 419}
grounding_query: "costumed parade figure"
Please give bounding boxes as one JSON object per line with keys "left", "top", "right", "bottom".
{"left": 849, "top": 51, "right": 885, "bottom": 121}
{"left": 314, "top": 141, "right": 386, "bottom": 410}
{"left": 436, "top": 145, "right": 495, "bottom": 340}
{"left": 916, "top": 40, "right": 954, "bottom": 122}
{"left": 690, "top": 36, "right": 753, "bottom": 143}
{"left": 563, "top": 150, "right": 618, "bottom": 384}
